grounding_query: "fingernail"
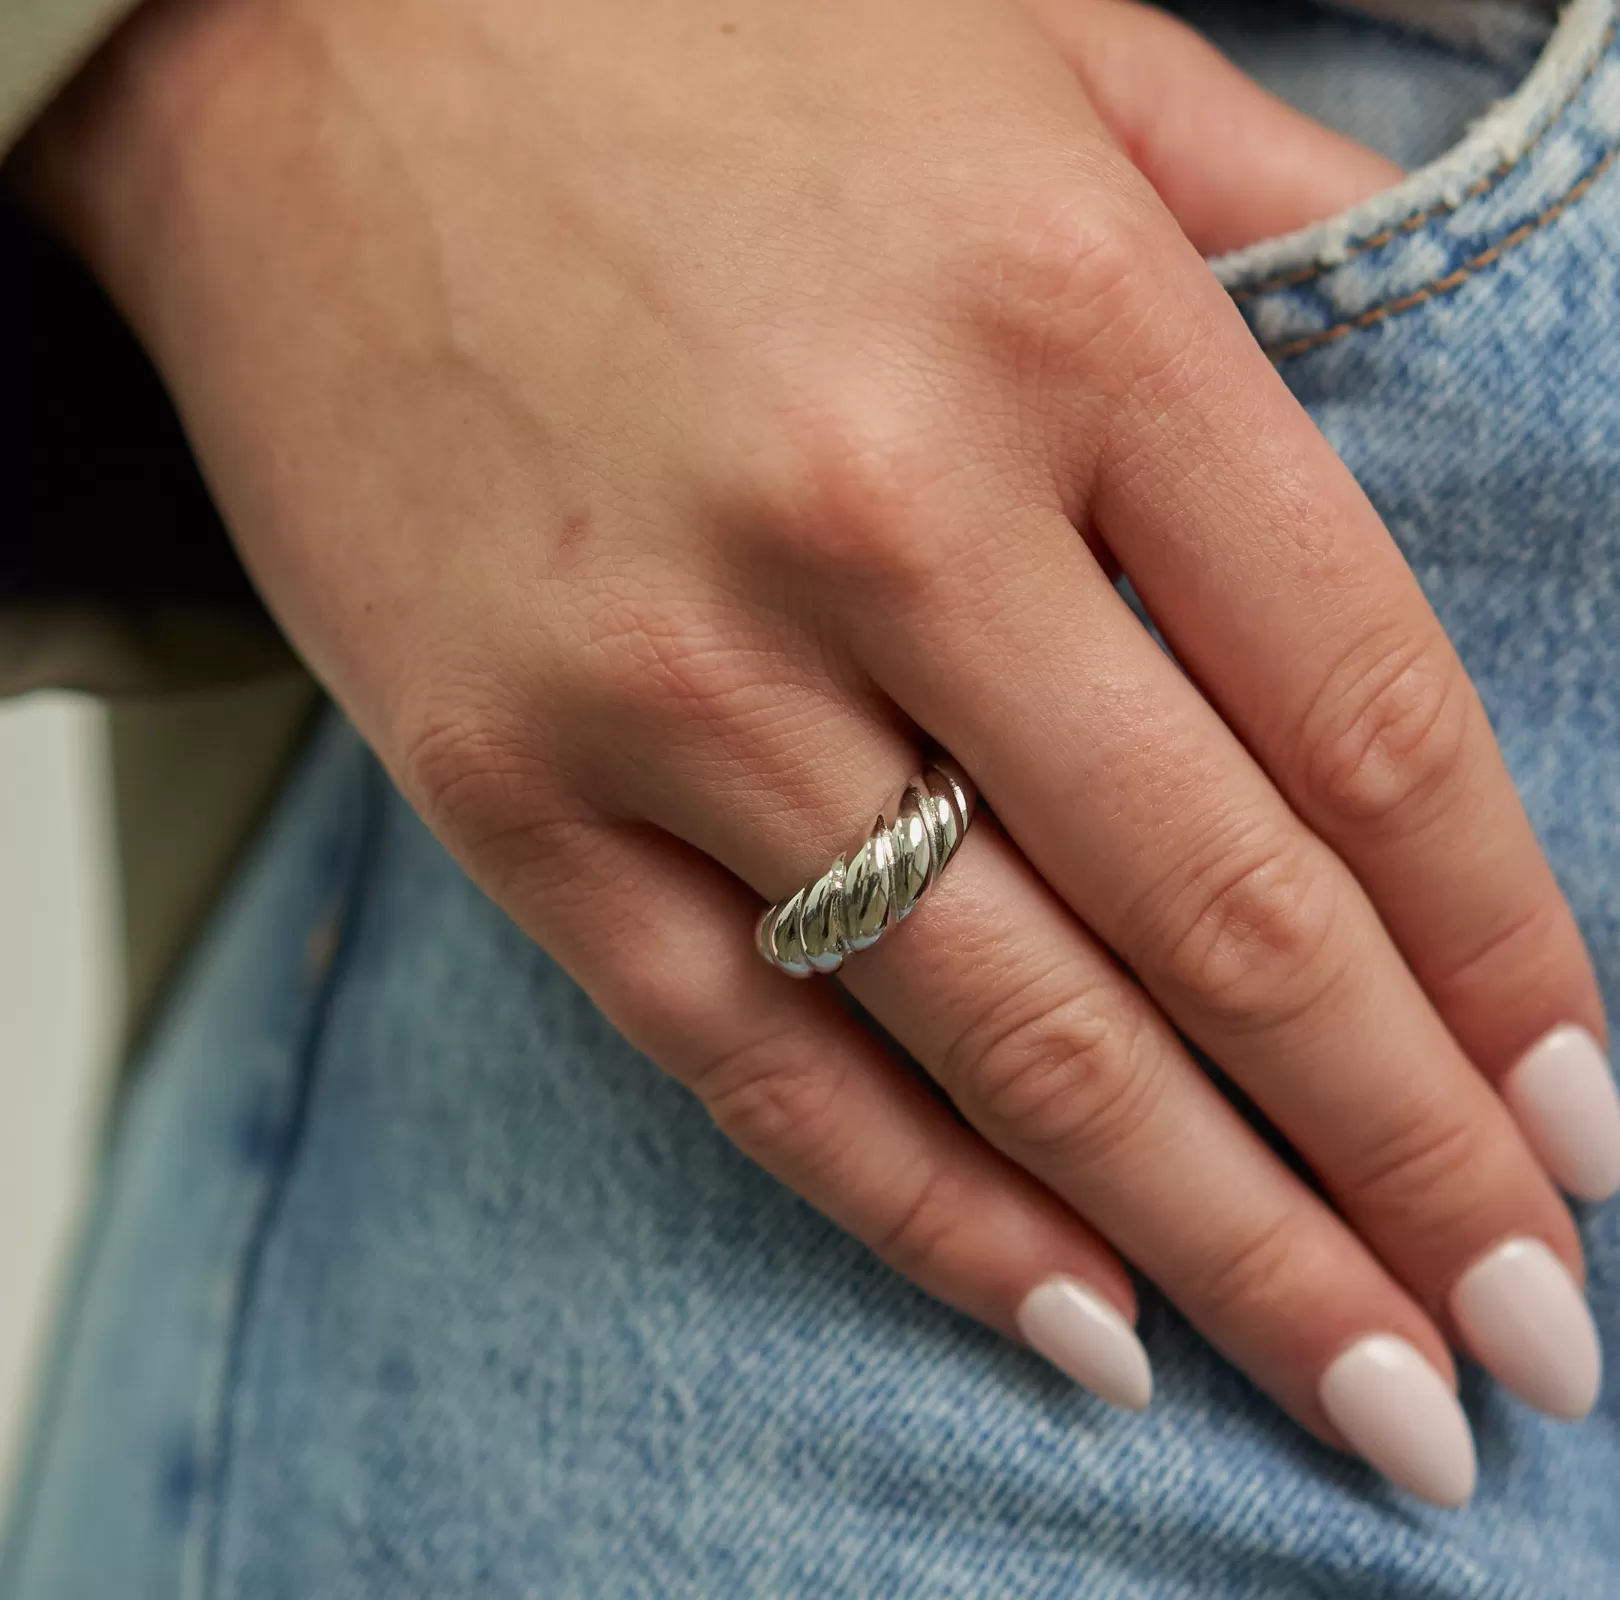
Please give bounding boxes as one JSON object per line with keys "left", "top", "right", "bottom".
{"left": 1451, "top": 1237, "right": 1601, "bottom": 1421}
{"left": 1016, "top": 1276, "right": 1153, "bottom": 1412}
{"left": 1502, "top": 1024, "right": 1620, "bottom": 1201}
{"left": 1318, "top": 1335, "right": 1476, "bottom": 1507}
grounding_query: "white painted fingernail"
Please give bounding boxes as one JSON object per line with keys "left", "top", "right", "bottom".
{"left": 1451, "top": 1237, "right": 1601, "bottom": 1421}
{"left": 1017, "top": 1276, "right": 1153, "bottom": 1412}
{"left": 1318, "top": 1335, "right": 1476, "bottom": 1507}
{"left": 1502, "top": 1025, "right": 1620, "bottom": 1201}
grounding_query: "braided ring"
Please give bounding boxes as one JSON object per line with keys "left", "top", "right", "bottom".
{"left": 755, "top": 760, "right": 976, "bottom": 977}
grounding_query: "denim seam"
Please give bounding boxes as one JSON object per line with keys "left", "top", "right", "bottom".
{"left": 183, "top": 755, "right": 388, "bottom": 1600}
{"left": 1264, "top": 137, "right": 1620, "bottom": 359}
{"left": 1232, "top": 11, "right": 1618, "bottom": 302}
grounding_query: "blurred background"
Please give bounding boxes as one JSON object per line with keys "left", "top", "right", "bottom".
{"left": 0, "top": 695, "right": 120, "bottom": 1500}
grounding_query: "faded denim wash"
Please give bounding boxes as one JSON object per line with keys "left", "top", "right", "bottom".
{"left": 7, "top": 0, "right": 1620, "bottom": 1593}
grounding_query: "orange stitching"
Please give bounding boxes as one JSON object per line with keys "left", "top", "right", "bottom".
{"left": 1231, "top": 13, "right": 1618, "bottom": 302}
{"left": 1265, "top": 142, "right": 1619, "bottom": 360}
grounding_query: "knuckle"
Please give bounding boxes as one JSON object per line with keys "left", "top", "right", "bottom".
{"left": 990, "top": 184, "right": 1155, "bottom": 341}
{"left": 1296, "top": 631, "right": 1474, "bottom": 832}
{"left": 975, "top": 178, "right": 1191, "bottom": 395}
{"left": 583, "top": 589, "right": 768, "bottom": 743}
{"left": 697, "top": 1037, "right": 852, "bottom": 1167}
{"left": 1344, "top": 1101, "right": 1485, "bottom": 1225}
{"left": 1150, "top": 836, "right": 1346, "bottom": 1029}
{"left": 394, "top": 686, "right": 555, "bottom": 860}
{"left": 951, "top": 986, "right": 1165, "bottom": 1163}
{"left": 585, "top": 599, "right": 855, "bottom": 800}
{"left": 872, "top": 1165, "right": 971, "bottom": 1280}
{"left": 1002, "top": 186, "right": 1141, "bottom": 300}
{"left": 1194, "top": 1209, "right": 1302, "bottom": 1322}
{"left": 1424, "top": 895, "right": 1584, "bottom": 1026}
{"left": 755, "top": 380, "right": 961, "bottom": 594}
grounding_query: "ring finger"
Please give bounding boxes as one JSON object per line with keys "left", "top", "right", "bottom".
{"left": 606, "top": 688, "right": 1490, "bottom": 1504}
{"left": 847, "top": 496, "right": 1599, "bottom": 1416}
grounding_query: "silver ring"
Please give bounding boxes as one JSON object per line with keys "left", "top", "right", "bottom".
{"left": 755, "top": 760, "right": 976, "bottom": 977}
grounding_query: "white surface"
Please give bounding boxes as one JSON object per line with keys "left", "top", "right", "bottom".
{"left": 0, "top": 695, "right": 120, "bottom": 1499}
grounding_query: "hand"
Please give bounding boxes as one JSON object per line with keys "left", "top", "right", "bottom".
{"left": 23, "top": 0, "right": 1613, "bottom": 1507}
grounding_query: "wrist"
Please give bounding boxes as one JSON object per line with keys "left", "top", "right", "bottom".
{"left": 8, "top": 0, "right": 281, "bottom": 334}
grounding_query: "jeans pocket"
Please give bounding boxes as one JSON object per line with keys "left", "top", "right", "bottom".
{"left": 1213, "top": 0, "right": 1620, "bottom": 363}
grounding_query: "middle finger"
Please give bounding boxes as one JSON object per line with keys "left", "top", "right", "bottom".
{"left": 848, "top": 494, "right": 1599, "bottom": 1421}
{"left": 619, "top": 687, "right": 1478, "bottom": 1500}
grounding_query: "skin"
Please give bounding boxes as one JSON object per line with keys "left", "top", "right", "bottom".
{"left": 14, "top": 0, "right": 1606, "bottom": 1462}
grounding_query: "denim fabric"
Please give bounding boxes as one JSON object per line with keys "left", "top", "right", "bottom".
{"left": 1184, "top": 0, "right": 1546, "bottom": 168}
{"left": 9, "top": 0, "right": 1620, "bottom": 1594}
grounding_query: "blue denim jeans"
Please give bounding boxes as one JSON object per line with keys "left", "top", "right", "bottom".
{"left": 8, "top": 0, "right": 1620, "bottom": 1593}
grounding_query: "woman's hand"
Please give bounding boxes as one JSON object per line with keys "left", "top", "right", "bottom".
{"left": 24, "top": 0, "right": 1617, "bottom": 1506}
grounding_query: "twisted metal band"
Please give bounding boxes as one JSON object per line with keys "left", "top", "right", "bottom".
{"left": 755, "top": 761, "right": 976, "bottom": 978}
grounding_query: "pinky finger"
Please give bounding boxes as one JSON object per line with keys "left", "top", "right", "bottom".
{"left": 520, "top": 815, "right": 1154, "bottom": 1412}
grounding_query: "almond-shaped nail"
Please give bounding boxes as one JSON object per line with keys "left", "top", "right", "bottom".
{"left": 1502, "top": 1024, "right": 1620, "bottom": 1201}
{"left": 1451, "top": 1237, "right": 1601, "bottom": 1421}
{"left": 1318, "top": 1335, "right": 1476, "bottom": 1507}
{"left": 1017, "top": 1276, "right": 1153, "bottom": 1412}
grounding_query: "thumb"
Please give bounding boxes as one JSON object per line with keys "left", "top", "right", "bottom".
{"left": 1036, "top": 0, "right": 1402, "bottom": 256}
